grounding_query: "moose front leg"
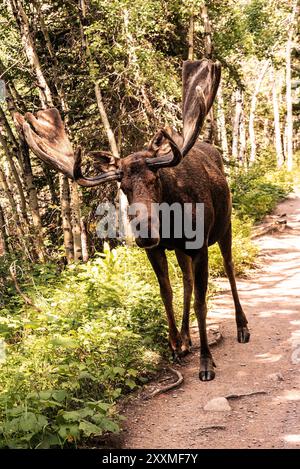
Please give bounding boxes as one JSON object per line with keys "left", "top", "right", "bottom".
{"left": 146, "top": 247, "right": 183, "bottom": 361}
{"left": 175, "top": 249, "right": 193, "bottom": 354}
{"left": 193, "top": 246, "right": 215, "bottom": 381}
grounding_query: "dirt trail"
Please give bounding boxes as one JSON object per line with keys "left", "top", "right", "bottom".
{"left": 120, "top": 190, "right": 300, "bottom": 449}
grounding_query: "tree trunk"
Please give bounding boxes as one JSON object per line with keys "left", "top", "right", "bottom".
{"left": 70, "top": 182, "right": 82, "bottom": 261}
{"left": 9, "top": 0, "right": 54, "bottom": 108}
{"left": 59, "top": 174, "right": 74, "bottom": 263}
{"left": 270, "top": 67, "right": 284, "bottom": 167}
{"left": 238, "top": 93, "right": 246, "bottom": 165}
{"left": 0, "top": 166, "right": 31, "bottom": 257}
{"left": 187, "top": 14, "right": 194, "bottom": 60}
{"left": 0, "top": 132, "right": 29, "bottom": 224}
{"left": 216, "top": 80, "right": 229, "bottom": 161}
{"left": 32, "top": 0, "right": 69, "bottom": 118}
{"left": 232, "top": 88, "right": 242, "bottom": 161}
{"left": 249, "top": 60, "right": 270, "bottom": 164}
{"left": 0, "top": 203, "right": 9, "bottom": 255}
{"left": 94, "top": 85, "right": 120, "bottom": 158}
{"left": 80, "top": 217, "right": 89, "bottom": 263}
{"left": 285, "top": 0, "right": 298, "bottom": 171}
{"left": 0, "top": 104, "right": 19, "bottom": 149}
{"left": 201, "top": 4, "right": 212, "bottom": 59}
{"left": 201, "top": 3, "right": 215, "bottom": 143}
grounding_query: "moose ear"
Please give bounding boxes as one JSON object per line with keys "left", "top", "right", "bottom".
{"left": 182, "top": 59, "right": 221, "bottom": 156}
{"left": 147, "top": 126, "right": 183, "bottom": 156}
{"left": 89, "top": 151, "right": 119, "bottom": 173}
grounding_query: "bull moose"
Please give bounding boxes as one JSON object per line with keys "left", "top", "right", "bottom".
{"left": 15, "top": 59, "right": 250, "bottom": 381}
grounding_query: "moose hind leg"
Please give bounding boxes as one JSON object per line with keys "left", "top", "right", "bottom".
{"left": 146, "top": 247, "right": 183, "bottom": 361}
{"left": 175, "top": 249, "right": 193, "bottom": 354}
{"left": 193, "top": 247, "right": 215, "bottom": 381}
{"left": 218, "top": 224, "right": 250, "bottom": 343}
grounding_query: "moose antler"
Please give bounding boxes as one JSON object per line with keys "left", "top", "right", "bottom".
{"left": 146, "top": 59, "right": 221, "bottom": 166}
{"left": 15, "top": 108, "right": 75, "bottom": 178}
{"left": 146, "top": 129, "right": 183, "bottom": 169}
{"left": 15, "top": 108, "right": 121, "bottom": 186}
{"left": 182, "top": 59, "right": 221, "bottom": 156}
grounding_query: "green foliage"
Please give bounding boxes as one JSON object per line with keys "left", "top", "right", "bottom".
{"left": 0, "top": 244, "right": 167, "bottom": 448}
{"left": 209, "top": 214, "right": 257, "bottom": 277}
{"left": 231, "top": 152, "right": 293, "bottom": 221}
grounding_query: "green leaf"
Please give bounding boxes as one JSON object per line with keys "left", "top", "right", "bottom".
{"left": 59, "top": 408, "right": 93, "bottom": 422}
{"left": 100, "top": 418, "right": 120, "bottom": 433}
{"left": 58, "top": 424, "right": 80, "bottom": 440}
{"left": 125, "top": 379, "right": 137, "bottom": 389}
{"left": 79, "top": 421, "right": 103, "bottom": 437}
{"left": 51, "top": 336, "right": 77, "bottom": 348}
{"left": 4, "top": 413, "right": 48, "bottom": 435}
{"left": 52, "top": 390, "right": 67, "bottom": 402}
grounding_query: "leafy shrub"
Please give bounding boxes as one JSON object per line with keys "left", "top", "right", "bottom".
{"left": 231, "top": 152, "right": 293, "bottom": 222}
{"left": 0, "top": 244, "right": 167, "bottom": 448}
{"left": 209, "top": 214, "right": 257, "bottom": 277}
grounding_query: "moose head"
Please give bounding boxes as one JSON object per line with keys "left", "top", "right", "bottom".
{"left": 15, "top": 59, "right": 221, "bottom": 249}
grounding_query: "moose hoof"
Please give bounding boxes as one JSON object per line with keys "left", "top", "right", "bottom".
{"left": 172, "top": 350, "right": 184, "bottom": 364}
{"left": 199, "top": 357, "right": 215, "bottom": 381}
{"left": 237, "top": 326, "right": 250, "bottom": 343}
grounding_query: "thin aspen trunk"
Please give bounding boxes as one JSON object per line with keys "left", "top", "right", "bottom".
{"left": 70, "top": 182, "right": 82, "bottom": 261}
{"left": 0, "top": 167, "right": 30, "bottom": 257}
{"left": 43, "top": 166, "right": 59, "bottom": 206}
{"left": 8, "top": 0, "right": 52, "bottom": 260}
{"left": 95, "top": 83, "right": 133, "bottom": 241}
{"left": 271, "top": 67, "right": 284, "bottom": 167}
{"left": 32, "top": 0, "right": 70, "bottom": 119}
{"left": 232, "top": 88, "right": 242, "bottom": 161}
{"left": 201, "top": 4, "right": 212, "bottom": 58}
{"left": 201, "top": 3, "right": 215, "bottom": 143}
{"left": 0, "top": 105, "right": 19, "bottom": 148}
{"left": 187, "top": 14, "right": 194, "bottom": 60}
{"left": 59, "top": 174, "right": 74, "bottom": 263}
{"left": 286, "top": 0, "right": 298, "bottom": 171}
{"left": 0, "top": 203, "right": 9, "bottom": 254}
{"left": 9, "top": 0, "right": 54, "bottom": 108}
{"left": 80, "top": 217, "right": 89, "bottom": 263}
{"left": 249, "top": 60, "right": 270, "bottom": 164}
{"left": 216, "top": 80, "right": 229, "bottom": 161}
{"left": 94, "top": 85, "right": 120, "bottom": 158}
{"left": 0, "top": 132, "right": 29, "bottom": 225}
{"left": 238, "top": 92, "right": 246, "bottom": 165}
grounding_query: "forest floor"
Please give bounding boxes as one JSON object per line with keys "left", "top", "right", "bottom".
{"left": 117, "top": 189, "right": 300, "bottom": 449}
